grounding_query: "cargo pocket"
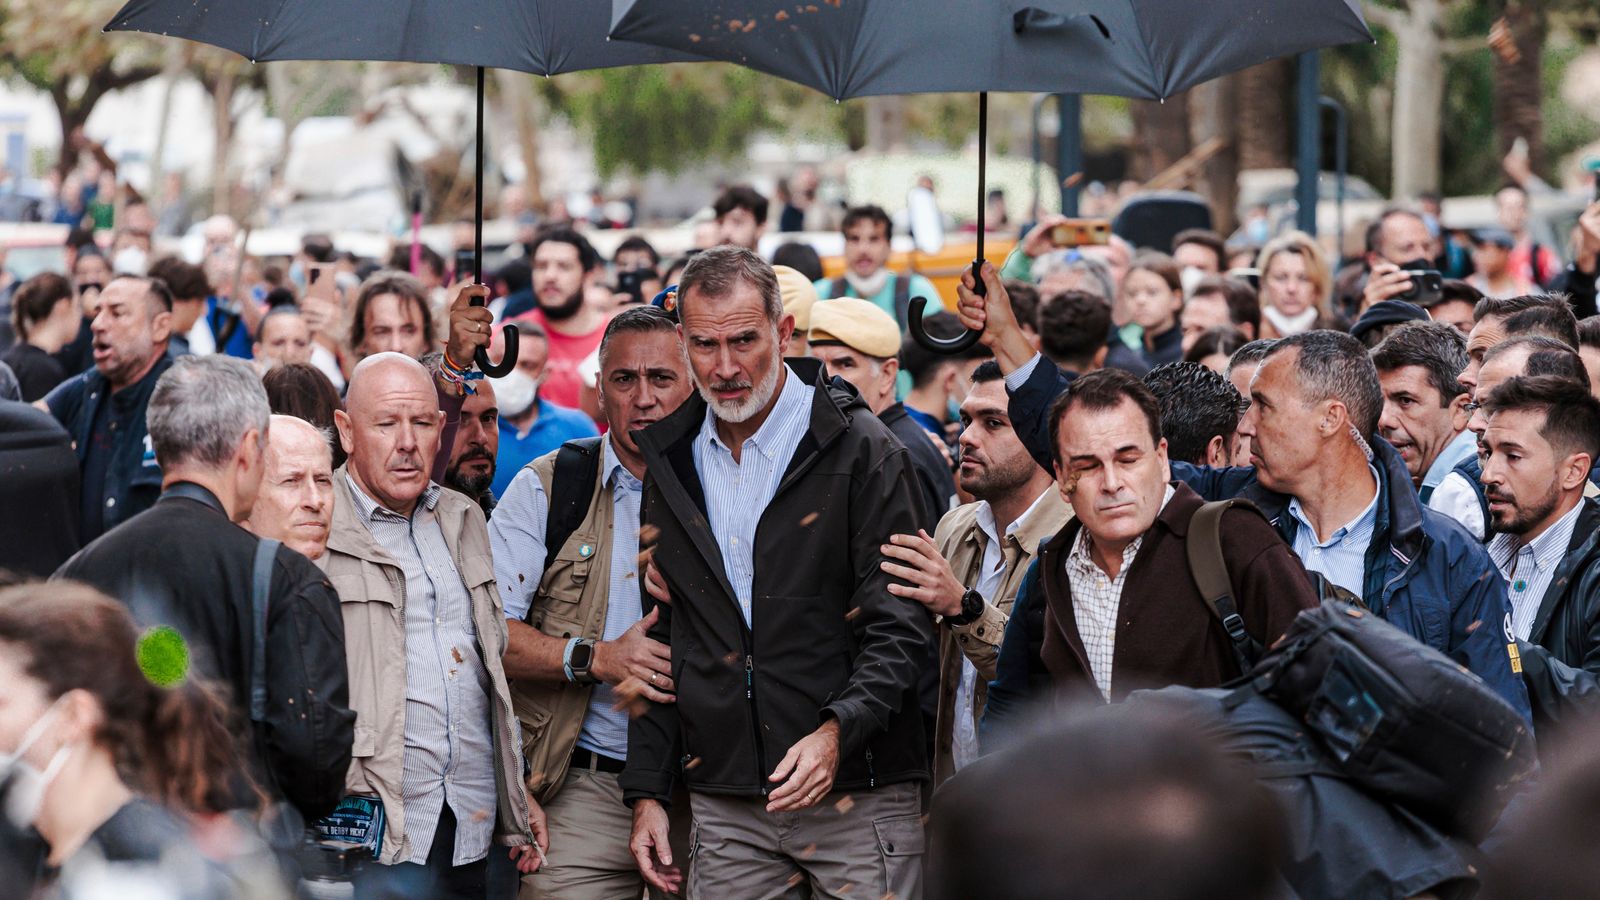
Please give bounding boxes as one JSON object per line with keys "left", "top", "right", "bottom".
{"left": 872, "top": 812, "right": 926, "bottom": 899}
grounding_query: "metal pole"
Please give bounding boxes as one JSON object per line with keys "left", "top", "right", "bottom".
{"left": 1056, "top": 92, "right": 1082, "bottom": 216}
{"left": 1294, "top": 51, "right": 1320, "bottom": 237}
{"left": 1319, "top": 96, "right": 1348, "bottom": 250}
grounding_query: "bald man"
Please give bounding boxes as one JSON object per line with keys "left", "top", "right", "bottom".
{"left": 244, "top": 415, "right": 335, "bottom": 560}
{"left": 318, "top": 352, "right": 546, "bottom": 892}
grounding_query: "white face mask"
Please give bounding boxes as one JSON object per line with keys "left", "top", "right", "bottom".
{"left": 0, "top": 697, "right": 73, "bottom": 828}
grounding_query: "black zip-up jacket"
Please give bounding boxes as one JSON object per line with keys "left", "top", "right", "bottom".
{"left": 1518, "top": 497, "right": 1600, "bottom": 736}
{"left": 621, "top": 358, "right": 932, "bottom": 805}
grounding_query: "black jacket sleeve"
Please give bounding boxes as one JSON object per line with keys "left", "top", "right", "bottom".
{"left": 1519, "top": 604, "right": 1600, "bottom": 730}
{"left": 980, "top": 556, "right": 1047, "bottom": 750}
{"left": 621, "top": 584, "right": 684, "bottom": 807}
{"left": 1550, "top": 262, "right": 1599, "bottom": 320}
{"left": 263, "top": 561, "right": 356, "bottom": 821}
{"left": 1008, "top": 360, "right": 1074, "bottom": 476}
{"left": 822, "top": 445, "right": 937, "bottom": 758}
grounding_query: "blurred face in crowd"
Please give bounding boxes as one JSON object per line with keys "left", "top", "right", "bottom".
{"left": 532, "top": 240, "right": 590, "bottom": 321}
{"left": 244, "top": 416, "right": 334, "bottom": 560}
{"left": 599, "top": 329, "right": 693, "bottom": 466}
{"left": 1237, "top": 349, "right": 1332, "bottom": 495}
{"left": 1428, "top": 300, "right": 1474, "bottom": 336}
{"left": 1173, "top": 242, "right": 1221, "bottom": 276}
{"left": 717, "top": 207, "right": 764, "bottom": 251}
{"left": 359, "top": 292, "right": 429, "bottom": 359}
{"left": 1226, "top": 362, "right": 1260, "bottom": 466}
{"left": 811, "top": 345, "right": 897, "bottom": 414}
{"left": 1378, "top": 365, "right": 1466, "bottom": 484}
{"left": 1473, "top": 241, "right": 1510, "bottom": 279}
{"left": 74, "top": 253, "right": 112, "bottom": 315}
{"left": 1262, "top": 251, "right": 1315, "bottom": 317}
{"left": 1181, "top": 292, "right": 1233, "bottom": 352}
{"left": 1459, "top": 314, "right": 1509, "bottom": 397}
{"left": 1122, "top": 269, "right": 1181, "bottom": 334}
{"left": 680, "top": 280, "right": 793, "bottom": 424}
{"left": 1053, "top": 395, "right": 1170, "bottom": 557}
{"left": 1496, "top": 187, "right": 1528, "bottom": 236}
{"left": 91, "top": 279, "right": 171, "bottom": 390}
{"left": 958, "top": 378, "right": 1037, "bottom": 502}
{"left": 445, "top": 380, "right": 499, "bottom": 499}
{"left": 614, "top": 246, "right": 657, "bottom": 272}
{"left": 1481, "top": 407, "right": 1581, "bottom": 537}
{"left": 1373, "top": 213, "right": 1432, "bottom": 265}
{"left": 1467, "top": 344, "right": 1534, "bottom": 437}
{"left": 1082, "top": 239, "right": 1131, "bottom": 287}
{"left": 844, "top": 220, "right": 892, "bottom": 279}
{"left": 255, "top": 310, "right": 314, "bottom": 368}
{"left": 511, "top": 330, "right": 550, "bottom": 391}
{"left": 335, "top": 354, "right": 442, "bottom": 516}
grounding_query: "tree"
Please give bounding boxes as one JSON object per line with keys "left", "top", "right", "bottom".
{"left": 0, "top": 0, "right": 162, "bottom": 177}
{"left": 1490, "top": 1, "right": 1547, "bottom": 175}
{"left": 1235, "top": 59, "right": 1294, "bottom": 171}
{"left": 1129, "top": 94, "right": 1192, "bottom": 182}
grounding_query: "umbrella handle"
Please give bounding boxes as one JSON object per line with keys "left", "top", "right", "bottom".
{"left": 471, "top": 296, "right": 519, "bottom": 377}
{"left": 907, "top": 260, "right": 986, "bottom": 353}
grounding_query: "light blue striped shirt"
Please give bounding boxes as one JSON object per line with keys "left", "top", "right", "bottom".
{"left": 1489, "top": 498, "right": 1584, "bottom": 641}
{"left": 1288, "top": 466, "right": 1381, "bottom": 604}
{"left": 489, "top": 438, "right": 642, "bottom": 760}
{"left": 692, "top": 364, "right": 816, "bottom": 626}
{"left": 344, "top": 475, "right": 496, "bottom": 866}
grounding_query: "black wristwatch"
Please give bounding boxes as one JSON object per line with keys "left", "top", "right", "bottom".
{"left": 569, "top": 638, "right": 597, "bottom": 684}
{"left": 945, "top": 588, "right": 986, "bottom": 626}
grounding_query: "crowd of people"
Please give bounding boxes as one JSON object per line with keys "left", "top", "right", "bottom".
{"left": 2, "top": 166, "right": 1600, "bottom": 900}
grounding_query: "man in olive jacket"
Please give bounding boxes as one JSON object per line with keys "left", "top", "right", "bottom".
{"left": 623, "top": 248, "right": 932, "bottom": 900}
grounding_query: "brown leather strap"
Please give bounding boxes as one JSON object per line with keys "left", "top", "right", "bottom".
{"left": 1186, "top": 499, "right": 1265, "bottom": 674}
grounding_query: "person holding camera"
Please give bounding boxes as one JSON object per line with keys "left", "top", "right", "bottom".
{"left": 1361, "top": 208, "right": 1444, "bottom": 313}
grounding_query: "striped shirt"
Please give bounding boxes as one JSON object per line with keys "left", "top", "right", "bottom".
{"left": 490, "top": 438, "right": 643, "bottom": 760}
{"left": 345, "top": 475, "right": 496, "bottom": 866}
{"left": 1288, "top": 467, "right": 1381, "bottom": 604}
{"left": 1065, "top": 485, "right": 1175, "bottom": 699}
{"left": 692, "top": 364, "right": 815, "bottom": 626}
{"left": 1489, "top": 499, "right": 1584, "bottom": 641}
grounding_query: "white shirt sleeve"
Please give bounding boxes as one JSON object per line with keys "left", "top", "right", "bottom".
{"left": 1427, "top": 471, "right": 1485, "bottom": 541}
{"left": 489, "top": 465, "right": 550, "bottom": 621}
{"left": 1003, "top": 352, "right": 1045, "bottom": 394}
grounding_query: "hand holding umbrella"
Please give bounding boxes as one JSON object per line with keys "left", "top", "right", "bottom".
{"left": 955, "top": 261, "right": 1034, "bottom": 374}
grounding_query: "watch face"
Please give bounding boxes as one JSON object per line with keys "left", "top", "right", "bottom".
{"left": 570, "top": 642, "right": 594, "bottom": 669}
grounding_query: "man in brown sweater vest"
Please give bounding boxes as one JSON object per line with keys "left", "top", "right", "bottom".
{"left": 982, "top": 369, "right": 1318, "bottom": 735}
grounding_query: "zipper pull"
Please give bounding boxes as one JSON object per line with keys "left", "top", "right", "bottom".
{"left": 745, "top": 654, "right": 754, "bottom": 699}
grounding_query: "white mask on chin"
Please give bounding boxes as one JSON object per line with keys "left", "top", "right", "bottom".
{"left": 0, "top": 697, "right": 74, "bottom": 828}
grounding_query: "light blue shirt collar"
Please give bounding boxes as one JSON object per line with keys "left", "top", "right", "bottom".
{"left": 1287, "top": 465, "right": 1381, "bottom": 548}
{"left": 1422, "top": 428, "right": 1478, "bottom": 491}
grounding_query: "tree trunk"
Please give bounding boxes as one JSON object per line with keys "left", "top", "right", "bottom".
{"left": 147, "top": 44, "right": 187, "bottom": 220}
{"left": 1387, "top": 0, "right": 1447, "bottom": 198}
{"left": 1493, "top": 0, "right": 1547, "bottom": 175}
{"left": 210, "top": 70, "right": 236, "bottom": 217}
{"left": 493, "top": 68, "right": 545, "bottom": 211}
{"left": 1235, "top": 59, "right": 1293, "bottom": 170}
{"left": 1129, "top": 92, "right": 1193, "bottom": 182}
{"left": 1190, "top": 74, "right": 1241, "bottom": 234}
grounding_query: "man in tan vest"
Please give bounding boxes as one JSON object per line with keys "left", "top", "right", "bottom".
{"left": 488, "top": 306, "right": 694, "bottom": 899}
{"left": 878, "top": 360, "right": 1071, "bottom": 783}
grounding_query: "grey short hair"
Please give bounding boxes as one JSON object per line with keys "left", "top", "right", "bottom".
{"left": 1263, "top": 330, "right": 1383, "bottom": 437}
{"left": 1033, "top": 252, "right": 1116, "bottom": 301}
{"left": 676, "top": 246, "right": 783, "bottom": 324}
{"left": 147, "top": 355, "right": 271, "bottom": 469}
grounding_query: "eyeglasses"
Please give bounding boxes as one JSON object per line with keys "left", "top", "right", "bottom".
{"left": 1463, "top": 401, "right": 1482, "bottom": 415}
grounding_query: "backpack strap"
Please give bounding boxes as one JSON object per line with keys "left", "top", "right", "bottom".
{"left": 829, "top": 277, "right": 850, "bottom": 299}
{"left": 893, "top": 272, "right": 912, "bottom": 327}
{"left": 533, "top": 436, "right": 605, "bottom": 623}
{"left": 1186, "top": 499, "right": 1265, "bottom": 675}
{"left": 249, "top": 538, "right": 280, "bottom": 724}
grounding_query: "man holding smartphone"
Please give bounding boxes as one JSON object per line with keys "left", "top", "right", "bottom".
{"left": 1360, "top": 208, "right": 1441, "bottom": 313}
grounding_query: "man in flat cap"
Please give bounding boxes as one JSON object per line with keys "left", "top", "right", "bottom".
{"left": 810, "top": 298, "right": 957, "bottom": 528}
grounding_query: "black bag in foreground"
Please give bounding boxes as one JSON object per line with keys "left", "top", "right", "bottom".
{"left": 1249, "top": 600, "right": 1538, "bottom": 841}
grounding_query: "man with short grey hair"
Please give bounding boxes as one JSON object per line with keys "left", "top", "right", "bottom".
{"left": 56, "top": 354, "right": 356, "bottom": 822}
{"left": 244, "top": 414, "right": 336, "bottom": 561}
{"left": 624, "top": 246, "right": 932, "bottom": 899}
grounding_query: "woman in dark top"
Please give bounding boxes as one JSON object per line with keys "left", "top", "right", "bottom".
{"left": 0, "top": 582, "right": 273, "bottom": 898}
{"left": 1115, "top": 252, "right": 1187, "bottom": 369}
{"left": 2, "top": 273, "right": 77, "bottom": 401}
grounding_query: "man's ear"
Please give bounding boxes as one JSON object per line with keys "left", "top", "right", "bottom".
{"left": 334, "top": 408, "right": 355, "bottom": 455}
{"left": 1091, "top": 346, "right": 1108, "bottom": 371}
{"left": 1205, "top": 434, "right": 1228, "bottom": 468}
{"left": 1448, "top": 392, "right": 1471, "bottom": 432}
{"left": 1560, "top": 452, "right": 1593, "bottom": 493}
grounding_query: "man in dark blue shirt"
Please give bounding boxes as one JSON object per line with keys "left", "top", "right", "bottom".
{"left": 41, "top": 275, "right": 174, "bottom": 543}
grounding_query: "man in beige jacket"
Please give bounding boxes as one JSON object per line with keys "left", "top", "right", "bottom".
{"left": 880, "top": 360, "right": 1071, "bottom": 783}
{"left": 321, "top": 351, "right": 543, "bottom": 898}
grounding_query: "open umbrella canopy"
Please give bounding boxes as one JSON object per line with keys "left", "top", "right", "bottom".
{"left": 107, "top": 0, "right": 701, "bottom": 75}
{"left": 609, "top": 0, "right": 1369, "bottom": 101}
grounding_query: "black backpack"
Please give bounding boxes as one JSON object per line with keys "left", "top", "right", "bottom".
{"left": 1248, "top": 600, "right": 1538, "bottom": 841}
{"left": 526, "top": 436, "right": 605, "bottom": 624}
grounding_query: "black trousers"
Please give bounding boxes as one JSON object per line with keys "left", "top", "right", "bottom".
{"left": 354, "top": 806, "right": 512, "bottom": 900}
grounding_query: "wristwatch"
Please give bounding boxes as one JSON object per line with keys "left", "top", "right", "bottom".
{"left": 945, "top": 588, "right": 986, "bottom": 627}
{"left": 568, "top": 638, "right": 597, "bottom": 684}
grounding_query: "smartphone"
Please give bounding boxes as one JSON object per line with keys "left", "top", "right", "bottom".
{"left": 616, "top": 269, "right": 649, "bottom": 305}
{"left": 1049, "top": 218, "right": 1112, "bottom": 248}
{"left": 305, "top": 262, "right": 335, "bottom": 301}
{"left": 1399, "top": 269, "right": 1444, "bottom": 306}
{"left": 454, "top": 249, "right": 477, "bottom": 283}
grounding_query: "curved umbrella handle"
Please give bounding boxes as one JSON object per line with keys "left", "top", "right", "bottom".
{"left": 470, "top": 294, "right": 519, "bottom": 377}
{"left": 907, "top": 259, "right": 986, "bottom": 354}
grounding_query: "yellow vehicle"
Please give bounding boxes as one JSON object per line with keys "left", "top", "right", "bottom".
{"left": 817, "top": 235, "right": 1018, "bottom": 303}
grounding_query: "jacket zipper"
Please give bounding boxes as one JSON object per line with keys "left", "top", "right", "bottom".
{"left": 744, "top": 647, "right": 771, "bottom": 794}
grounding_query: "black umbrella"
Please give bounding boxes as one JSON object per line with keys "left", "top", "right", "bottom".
{"left": 610, "top": 0, "right": 1370, "bottom": 352}
{"left": 107, "top": 0, "right": 702, "bottom": 374}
